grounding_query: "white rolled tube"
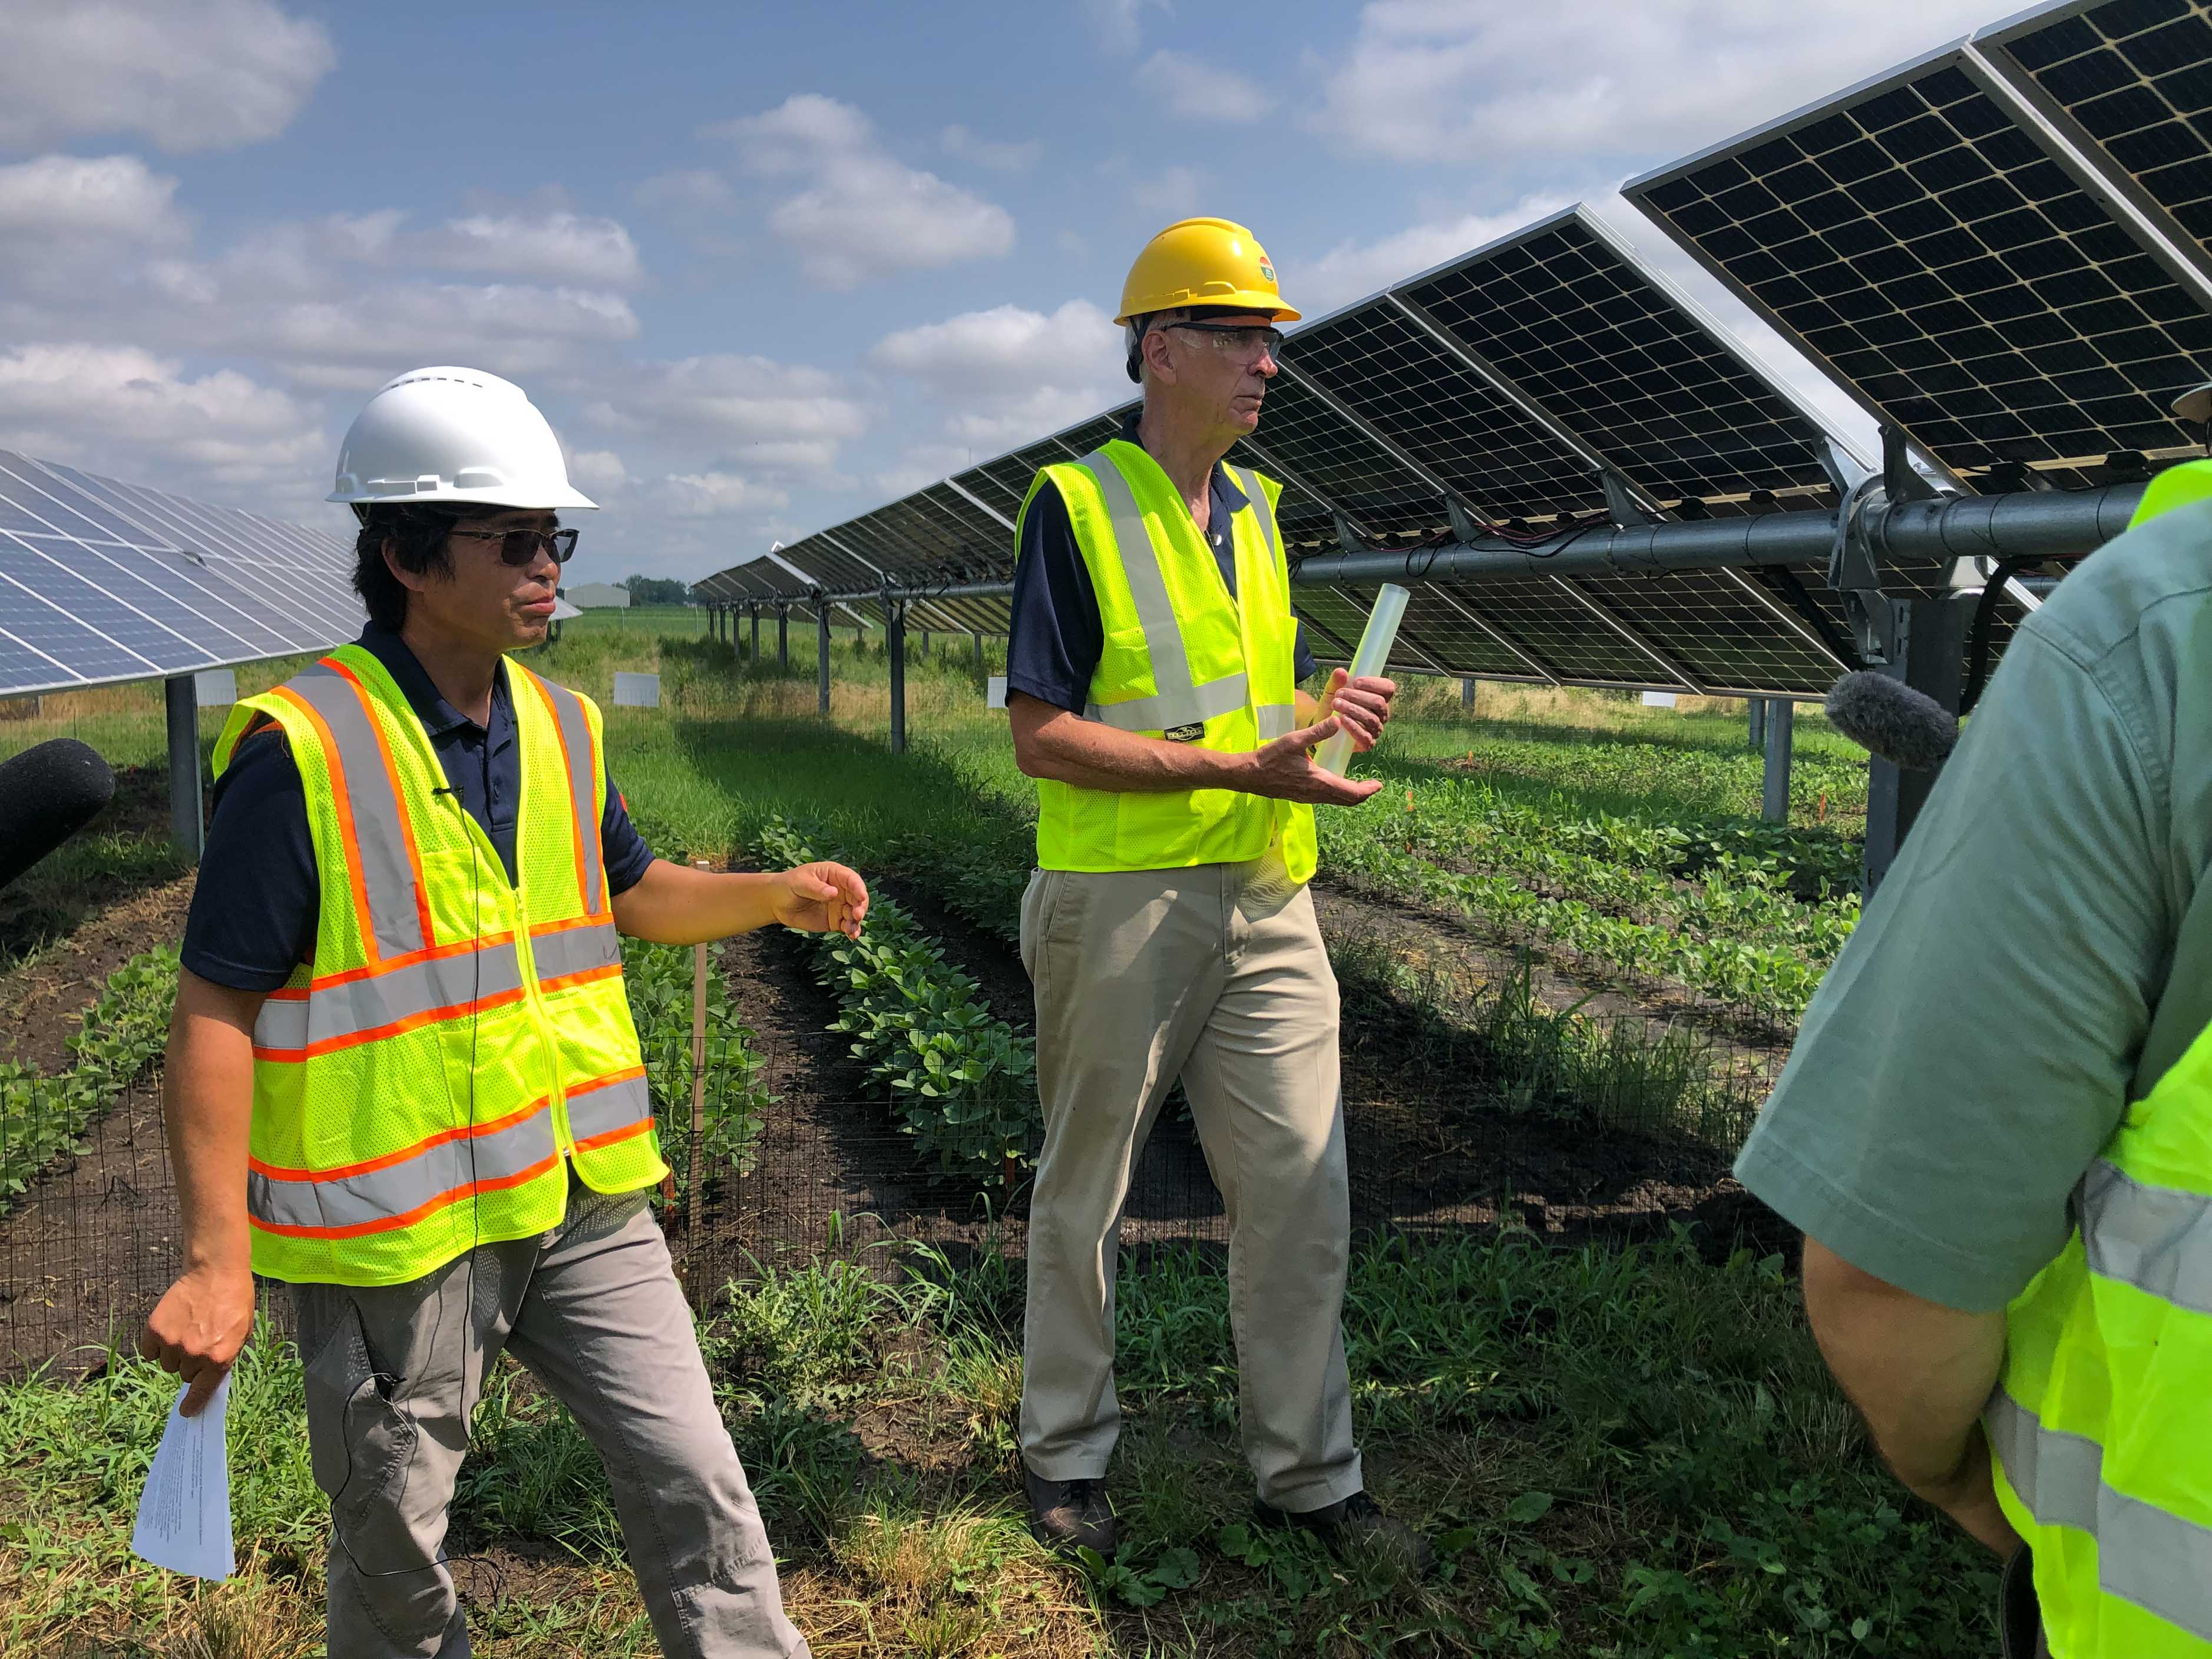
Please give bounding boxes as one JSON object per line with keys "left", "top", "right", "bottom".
{"left": 1313, "top": 583, "right": 1410, "bottom": 777}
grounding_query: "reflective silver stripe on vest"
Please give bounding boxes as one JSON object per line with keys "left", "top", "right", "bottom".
{"left": 1075, "top": 446, "right": 1254, "bottom": 734}
{"left": 1226, "top": 464, "right": 1281, "bottom": 566}
{"left": 250, "top": 938, "right": 525, "bottom": 1055}
{"left": 1256, "top": 703, "right": 1295, "bottom": 741}
{"left": 248, "top": 1102, "right": 557, "bottom": 1232}
{"left": 285, "top": 659, "right": 428, "bottom": 960}
{"left": 531, "top": 918, "right": 621, "bottom": 983}
{"left": 567, "top": 1069, "right": 652, "bottom": 1145}
{"left": 2080, "top": 1158, "right": 2212, "bottom": 1318}
{"left": 1988, "top": 1387, "right": 2212, "bottom": 1637}
{"left": 1088, "top": 672, "right": 1251, "bottom": 733}
{"left": 531, "top": 673, "right": 606, "bottom": 915}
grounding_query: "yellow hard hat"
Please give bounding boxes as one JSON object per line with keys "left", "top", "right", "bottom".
{"left": 1115, "top": 216, "right": 1302, "bottom": 325}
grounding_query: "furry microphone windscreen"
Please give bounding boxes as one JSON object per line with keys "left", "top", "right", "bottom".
{"left": 0, "top": 738, "right": 115, "bottom": 891}
{"left": 1823, "top": 672, "right": 1960, "bottom": 771}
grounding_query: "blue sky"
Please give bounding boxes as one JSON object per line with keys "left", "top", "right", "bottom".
{"left": 0, "top": 0, "right": 2008, "bottom": 586}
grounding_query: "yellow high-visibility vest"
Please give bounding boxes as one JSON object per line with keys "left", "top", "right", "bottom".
{"left": 1988, "top": 468, "right": 2212, "bottom": 1652}
{"left": 211, "top": 644, "right": 665, "bottom": 1288}
{"left": 1017, "top": 439, "right": 1317, "bottom": 881}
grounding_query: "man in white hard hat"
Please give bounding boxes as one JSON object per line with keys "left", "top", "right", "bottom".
{"left": 1005, "top": 221, "right": 1425, "bottom": 1570}
{"left": 140, "top": 367, "right": 857, "bottom": 1658}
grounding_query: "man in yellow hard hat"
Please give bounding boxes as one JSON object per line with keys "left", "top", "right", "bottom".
{"left": 1004, "top": 218, "right": 1426, "bottom": 1570}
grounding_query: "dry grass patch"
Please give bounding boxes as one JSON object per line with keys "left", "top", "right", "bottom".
{"left": 791, "top": 1505, "right": 1101, "bottom": 1658}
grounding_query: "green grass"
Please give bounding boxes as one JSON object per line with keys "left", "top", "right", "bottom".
{"left": 1, "top": 1230, "right": 1999, "bottom": 1656}
{"left": 0, "top": 624, "right": 1960, "bottom": 1654}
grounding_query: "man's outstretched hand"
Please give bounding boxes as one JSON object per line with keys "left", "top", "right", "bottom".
{"left": 773, "top": 861, "right": 870, "bottom": 937}
{"left": 1242, "top": 717, "right": 1385, "bottom": 805}
{"left": 139, "top": 1262, "right": 254, "bottom": 1417}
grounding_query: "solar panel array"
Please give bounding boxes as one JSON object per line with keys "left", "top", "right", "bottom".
{"left": 1625, "top": 14, "right": 2212, "bottom": 491}
{"left": 706, "top": 0, "right": 2212, "bottom": 699}
{"left": 0, "top": 449, "right": 362, "bottom": 699}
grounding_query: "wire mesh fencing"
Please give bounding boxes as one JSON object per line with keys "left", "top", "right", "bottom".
{"left": 1, "top": 997, "right": 1782, "bottom": 1379}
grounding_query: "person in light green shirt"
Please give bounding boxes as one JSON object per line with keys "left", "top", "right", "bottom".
{"left": 1735, "top": 497, "right": 2212, "bottom": 1620}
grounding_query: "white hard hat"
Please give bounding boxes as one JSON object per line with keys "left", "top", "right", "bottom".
{"left": 329, "top": 366, "right": 597, "bottom": 513}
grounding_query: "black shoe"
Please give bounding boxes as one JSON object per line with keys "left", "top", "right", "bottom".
{"left": 1024, "top": 1465, "right": 1117, "bottom": 1558}
{"left": 1253, "top": 1490, "right": 1436, "bottom": 1577}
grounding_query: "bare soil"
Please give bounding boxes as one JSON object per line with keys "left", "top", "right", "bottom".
{"left": 0, "top": 872, "right": 195, "bottom": 1072}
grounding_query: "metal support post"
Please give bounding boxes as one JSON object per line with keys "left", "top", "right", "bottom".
{"left": 1761, "top": 699, "right": 1794, "bottom": 825}
{"left": 887, "top": 602, "right": 907, "bottom": 755}
{"left": 164, "top": 675, "right": 204, "bottom": 861}
{"left": 1864, "top": 593, "right": 1972, "bottom": 894}
{"left": 776, "top": 606, "right": 789, "bottom": 669}
{"left": 973, "top": 631, "right": 983, "bottom": 665}
{"left": 750, "top": 608, "right": 760, "bottom": 662}
{"left": 1461, "top": 678, "right": 1476, "bottom": 710}
{"left": 919, "top": 628, "right": 930, "bottom": 659}
{"left": 1748, "top": 696, "right": 1767, "bottom": 751}
{"left": 817, "top": 608, "right": 832, "bottom": 716}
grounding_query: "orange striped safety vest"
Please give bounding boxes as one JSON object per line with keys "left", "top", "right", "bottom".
{"left": 211, "top": 643, "right": 664, "bottom": 1286}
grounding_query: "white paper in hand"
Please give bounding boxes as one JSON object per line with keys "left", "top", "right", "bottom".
{"left": 131, "top": 1372, "right": 234, "bottom": 1580}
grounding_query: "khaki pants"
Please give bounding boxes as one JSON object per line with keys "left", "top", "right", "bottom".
{"left": 292, "top": 1177, "right": 806, "bottom": 1659}
{"left": 1017, "top": 861, "right": 1362, "bottom": 1512}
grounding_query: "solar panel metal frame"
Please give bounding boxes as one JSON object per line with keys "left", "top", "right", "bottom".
{"left": 1978, "top": 0, "right": 2212, "bottom": 293}
{"left": 0, "top": 448, "right": 361, "bottom": 699}
{"left": 1384, "top": 204, "right": 1869, "bottom": 515}
{"left": 1624, "top": 33, "right": 2212, "bottom": 490}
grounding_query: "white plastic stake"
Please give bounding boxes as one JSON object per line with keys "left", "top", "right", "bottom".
{"left": 1314, "top": 583, "right": 1410, "bottom": 778}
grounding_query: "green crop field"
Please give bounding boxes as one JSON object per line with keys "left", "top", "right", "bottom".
{"left": 0, "top": 617, "right": 2006, "bottom": 1657}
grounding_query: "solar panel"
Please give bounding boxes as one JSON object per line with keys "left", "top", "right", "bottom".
{"left": 1229, "top": 374, "right": 1449, "bottom": 544}
{"left": 1397, "top": 207, "right": 1857, "bottom": 514}
{"left": 1275, "top": 299, "right": 1608, "bottom": 526}
{"left": 0, "top": 448, "right": 360, "bottom": 698}
{"left": 1625, "top": 41, "right": 2212, "bottom": 488}
{"left": 1983, "top": 0, "right": 2212, "bottom": 277}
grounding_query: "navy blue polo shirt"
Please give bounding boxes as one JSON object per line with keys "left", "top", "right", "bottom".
{"left": 180, "top": 627, "right": 657, "bottom": 993}
{"left": 1006, "top": 411, "right": 1317, "bottom": 715}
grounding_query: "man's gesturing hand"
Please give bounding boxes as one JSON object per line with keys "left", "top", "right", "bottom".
{"left": 139, "top": 1263, "right": 255, "bottom": 1417}
{"left": 772, "top": 861, "right": 871, "bottom": 938}
{"left": 1318, "top": 667, "right": 1396, "bottom": 752}
{"left": 1242, "top": 716, "right": 1384, "bottom": 805}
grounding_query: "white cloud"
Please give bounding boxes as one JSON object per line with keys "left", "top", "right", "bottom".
{"left": 412, "top": 211, "right": 643, "bottom": 287}
{"left": 709, "top": 94, "right": 1014, "bottom": 289}
{"left": 1136, "top": 51, "right": 1275, "bottom": 124}
{"left": 1289, "top": 196, "right": 1573, "bottom": 315}
{"left": 658, "top": 471, "right": 791, "bottom": 517}
{"left": 582, "top": 353, "right": 871, "bottom": 479}
{"left": 871, "top": 300, "right": 1123, "bottom": 449}
{"left": 1310, "top": 0, "right": 2008, "bottom": 169}
{"left": 567, "top": 448, "right": 629, "bottom": 494}
{"left": 0, "top": 153, "right": 187, "bottom": 242}
{"left": 940, "top": 125, "right": 1043, "bottom": 174}
{"left": 0, "top": 343, "right": 323, "bottom": 487}
{"left": 0, "top": 0, "right": 336, "bottom": 153}
{"left": 634, "top": 168, "right": 736, "bottom": 216}
{"left": 1082, "top": 0, "right": 1171, "bottom": 54}
{"left": 872, "top": 444, "right": 980, "bottom": 498}
{"left": 1129, "top": 164, "right": 1201, "bottom": 221}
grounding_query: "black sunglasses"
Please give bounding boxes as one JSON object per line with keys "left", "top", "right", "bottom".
{"left": 449, "top": 524, "right": 580, "bottom": 567}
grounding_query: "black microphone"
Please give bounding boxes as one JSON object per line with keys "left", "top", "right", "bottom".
{"left": 1823, "top": 671, "right": 1959, "bottom": 771}
{"left": 0, "top": 738, "right": 117, "bottom": 890}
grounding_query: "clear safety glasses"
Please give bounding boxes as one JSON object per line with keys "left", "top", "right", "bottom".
{"left": 1168, "top": 322, "right": 1288, "bottom": 365}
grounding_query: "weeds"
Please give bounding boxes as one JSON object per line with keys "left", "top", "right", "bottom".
{"left": 1, "top": 944, "right": 178, "bottom": 1207}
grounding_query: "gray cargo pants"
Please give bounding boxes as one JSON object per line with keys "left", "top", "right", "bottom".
{"left": 292, "top": 1176, "right": 807, "bottom": 1659}
{"left": 1017, "top": 861, "right": 1363, "bottom": 1513}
